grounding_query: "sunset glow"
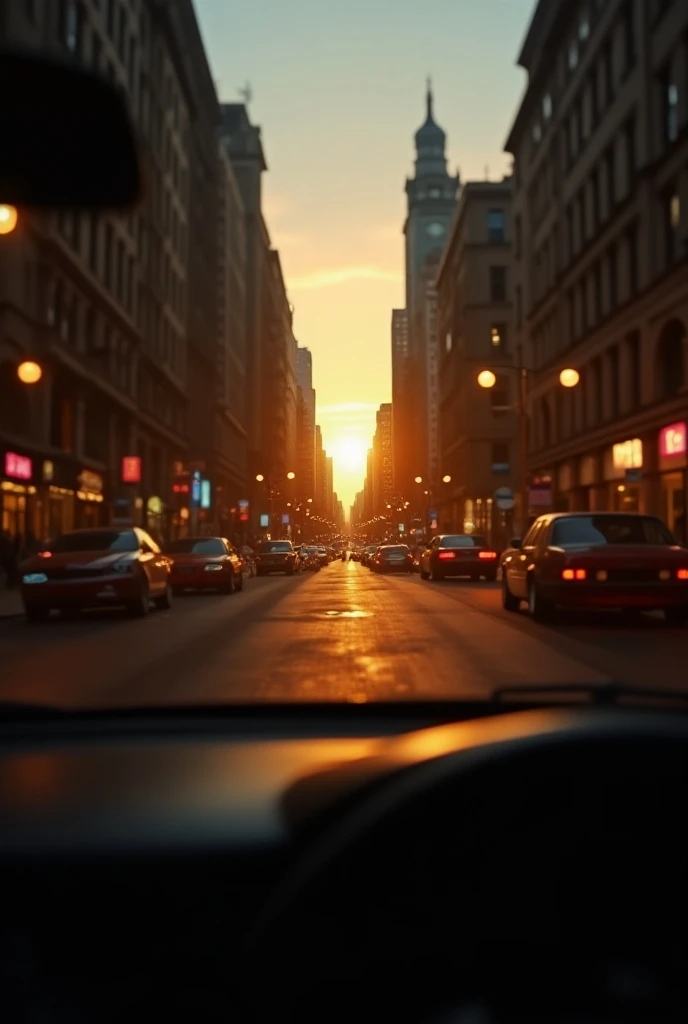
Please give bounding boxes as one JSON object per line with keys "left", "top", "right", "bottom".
{"left": 329, "top": 435, "right": 368, "bottom": 475}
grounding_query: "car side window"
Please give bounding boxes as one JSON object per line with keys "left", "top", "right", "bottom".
{"left": 521, "top": 521, "right": 541, "bottom": 547}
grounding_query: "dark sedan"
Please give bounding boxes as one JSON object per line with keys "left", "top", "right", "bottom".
{"left": 419, "top": 534, "right": 499, "bottom": 582}
{"left": 372, "top": 544, "right": 414, "bottom": 574}
{"left": 255, "top": 540, "right": 298, "bottom": 576}
{"left": 165, "top": 537, "right": 244, "bottom": 594}
{"left": 501, "top": 512, "right": 688, "bottom": 623}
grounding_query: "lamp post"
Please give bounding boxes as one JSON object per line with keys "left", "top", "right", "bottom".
{"left": 413, "top": 474, "right": 452, "bottom": 534}
{"left": 477, "top": 364, "right": 580, "bottom": 533}
{"left": 255, "top": 471, "right": 296, "bottom": 536}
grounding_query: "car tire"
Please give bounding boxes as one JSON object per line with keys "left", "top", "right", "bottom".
{"left": 501, "top": 576, "right": 520, "bottom": 612}
{"left": 235, "top": 570, "right": 244, "bottom": 591}
{"left": 528, "top": 576, "right": 554, "bottom": 621}
{"left": 154, "top": 582, "right": 173, "bottom": 610}
{"left": 128, "top": 581, "right": 149, "bottom": 617}
{"left": 223, "top": 572, "right": 236, "bottom": 594}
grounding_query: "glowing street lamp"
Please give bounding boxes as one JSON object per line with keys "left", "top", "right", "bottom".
{"left": 559, "top": 367, "right": 580, "bottom": 388}
{"left": 17, "top": 360, "right": 42, "bottom": 384}
{"left": 477, "top": 369, "right": 497, "bottom": 389}
{"left": 442, "top": 474, "right": 451, "bottom": 484}
{"left": 255, "top": 473, "right": 264, "bottom": 482}
{"left": 286, "top": 471, "right": 295, "bottom": 480}
{"left": 0, "top": 204, "right": 18, "bottom": 235}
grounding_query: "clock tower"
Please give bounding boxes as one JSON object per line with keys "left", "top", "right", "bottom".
{"left": 404, "top": 79, "right": 460, "bottom": 326}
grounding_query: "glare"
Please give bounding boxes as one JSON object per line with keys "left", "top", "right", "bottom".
{"left": 17, "top": 360, "right": 42, "bottom": 384}
{"left": 0, "top": 204, "right": 18, "bottom": 235}
{"left": 286, "top": 471, "right": 296, "bottom": 480}
{"left": 255, "top": 473, "right": 264, "bottom": 482}
{"left": 477, "top": 369, "right": 497, "bottom": 389}
{"left": 559, "top": 367, "right": 580, "bottom": 388}
{"left": 442, "top": 474, "right": 451, "bottom": 483}
{"left": 330, "top": 435, "right": 368, "bottom": 473}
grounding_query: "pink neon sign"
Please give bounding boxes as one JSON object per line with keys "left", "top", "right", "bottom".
{"left": 4, "top": 451, "right": 32, "bottom": 480}
{"left": 659, "top": 422, "right": 687, "bottom": 458}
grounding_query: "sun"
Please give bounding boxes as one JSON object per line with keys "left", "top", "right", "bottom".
{"left": 330, "top": 435, "right": 368, "bottom": 474}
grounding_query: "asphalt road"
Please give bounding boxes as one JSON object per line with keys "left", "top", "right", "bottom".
{"left": 0, "top": 560, "right": 685, "bottom": 708}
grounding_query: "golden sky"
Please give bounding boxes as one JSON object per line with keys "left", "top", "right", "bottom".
{"left": 196, "top": 0, "right": 533, "bottom": 508}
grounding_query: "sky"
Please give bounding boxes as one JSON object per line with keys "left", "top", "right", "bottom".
{"left": 194, "top": 0, "right": 535, "bottom": 508}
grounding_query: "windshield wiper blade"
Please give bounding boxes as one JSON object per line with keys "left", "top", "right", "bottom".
{"left": 492, "top": 682, "right": 688, "bottom": 707}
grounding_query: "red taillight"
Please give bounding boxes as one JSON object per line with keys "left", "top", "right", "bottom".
{"left": 678, "top": 569, "right": 688, "bottom": 580}
{"left": 438, "top": 551, "right": 456, "bottom": 560}
{"left": 478, "top": 550, "right": 497, "bottom": 560}
{"left": 38, "top": 551, "right": 52, "bottom": 558}
{"left": 562, "top": 568, "right": 587, "bottom": 580}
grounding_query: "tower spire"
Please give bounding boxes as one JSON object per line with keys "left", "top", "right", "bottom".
{"left": 426, "top": 76, "right": 433, "bottom": 120}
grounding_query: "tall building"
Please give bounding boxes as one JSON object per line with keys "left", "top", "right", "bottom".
{"left": 296, "top": 347, "right": 316, "bottom": 501}
{"left": 221, "top": 103, "right": 297, "bottom": 528}
{"left": 390, "top": 309, "right": 409, "bottom": 490}
{"left": 436, "top": 178, "right": 517, "bottom": 543}
{"left": 0, "top": 0, "right": 190, "bottom": 543}
{"left": 372, "top": 403, "right": 393, "bottom": 516}
{"left": 315, "top": 425, "right": 327, "bottom": 517}
{"left": 216, "top": 144, "right": 249, "bottom": 535}
{"left": 326, "top": 456, "right": 334, "bottom": 521}
{"left": 506, "top": 0, "right": 687, "bottom": 541}
{"left": 395, "top": 81, "right": 460, "bottom": 495}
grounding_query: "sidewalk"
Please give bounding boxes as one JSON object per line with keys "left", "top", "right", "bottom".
{"left": 0, "top": 587, "right": 25, "bottom": 619}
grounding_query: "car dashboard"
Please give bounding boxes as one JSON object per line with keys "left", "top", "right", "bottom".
{"left": 1, "top": 704, "right": 687, "bottom": 1023}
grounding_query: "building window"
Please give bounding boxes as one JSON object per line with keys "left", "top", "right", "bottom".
{"left": 579, "top": 10, "right": 590, "bottom": 41}
{"left": 489, "top": 266, "right": 507, "bottom": 302}
{"left": 605, "top": 145, "right": 616, "bottom": 215}
{"left": 491, "top": 442, "right": 510, "bottom": 465}
{"left": 491, "top": 323, "right": 507, "bottom": 350}
{"left": 608, "top": 243, "right": 618, "bottom": 309}
{"left": 593, "top": 261, "right": 602, "bottom": 322}
{"left": 490, "top": 376, "right": 510, "bottom": 411}
{"left": 623, "top": 115, "right": 636, "bottom": 190}
{"left": 568, "top": 38, "right": 579, "bottom": 70}
{"left": 663, "top": 188, "right": 680, "bottom": 266}
{"left": 627, "top": 330, "right": 641, "bottom": 407}
{"left": 666, "top": 80, "right": 679, "bottom": 143}
{"left": 627, "top": 221, "right": 638, "bottom": 294}
{"left": 608, "top": 345, "right": 620, "bottom": 418}
{"left": 532, "top": 120, "right": 542, "bottom": 144}
{"left": 621, "top": 1, "right": 635, "bottom": 76}
{"left": 487, "top": 209, "right": 506, "bottom": 243}
{"left": 515, "top": 285, "right": 522, "bottom": 328}
{"left": 543, "top": 93, "right": 553, "bottom": 120}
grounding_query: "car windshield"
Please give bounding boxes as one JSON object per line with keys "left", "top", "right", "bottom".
{"left": 166, "top": 539, "right": 226, "bottom": 556}
{"left": 440, "top": 535, "right": 487, "bottom": 548}
{"left": 48, "top": 531, "right": 139, "bottom": 554}
{"left": 3, "top": 6, "right": 687, "bottom": 717}
{"left": 551, "top": 516, "right": 675, "bottom": 547}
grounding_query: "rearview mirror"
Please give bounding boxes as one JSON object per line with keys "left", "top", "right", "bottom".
{"left": 0, "top": 48, "right": 141, "bottom": 208}
{"left": 509, "top": 537, "right": 522, "bottom": 549}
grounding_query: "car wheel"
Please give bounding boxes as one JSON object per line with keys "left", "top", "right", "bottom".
{"left": 527, "top": 576, "right": 554, "bottom": 621}
{"left": 429, "top": 565, "right": 444, "bottom": 582}
{"left": 223, "top": 572, "right": 236, "bottom": 594}
{"left": 128, "top": 580, "right": 150, "bottom": 617}
{"left": 154, "top": 582, "right": 173, "bottom": 610}
{"left": 235, "top": 570, "right": 244, "bottom": 591}
{"left": 501, "top": 575, "right": 520, "bottom": 612}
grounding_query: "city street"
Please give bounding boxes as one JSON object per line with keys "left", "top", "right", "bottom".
{"left": 0, "top": 559, "right": 684, "bottom": 709}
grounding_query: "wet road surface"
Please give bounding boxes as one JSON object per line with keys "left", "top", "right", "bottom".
{"left": 0, "top": 559, "right": 685, "bottom": 708}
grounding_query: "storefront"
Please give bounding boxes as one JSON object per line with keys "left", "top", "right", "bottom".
{"left": 1, "top": 450, "right": 37, "bottom": 539}
{"left": 604, "top": 438, "right": 642, "bottom": 512}
{"left": 75, "top": 468, "right": 106, "bottom": 528}
{"left": 41, "top": 459, "right": 76, "bottom": 539}
{"left": 658, "top": 421, "right": 687, "bottom": 543}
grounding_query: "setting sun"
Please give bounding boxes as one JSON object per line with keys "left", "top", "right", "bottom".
{"left": 329, "top": 435, "right": 368, "bottom": 475}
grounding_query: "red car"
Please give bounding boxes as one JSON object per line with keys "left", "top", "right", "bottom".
{"left": 19, "top": 527, "right": 172, "bottom": 621}
{"left": 419, "top": 534, "right": 499, "bottom": 581}
{"left": 165, "top": 537, "right": 244, "bottom": 594}
{"left": 502, "top": 512, "right": 688, "bottom": 623}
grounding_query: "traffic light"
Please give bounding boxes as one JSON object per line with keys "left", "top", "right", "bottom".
{"left": 172, "top": 472, "right": 190, "bottom": 507}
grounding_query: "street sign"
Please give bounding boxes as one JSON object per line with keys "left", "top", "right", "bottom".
{"left": 625, "top": 468, "right": 642, "bottom": 483}
{"left": 494, "top": 486, "right": 515, "bottom": 511}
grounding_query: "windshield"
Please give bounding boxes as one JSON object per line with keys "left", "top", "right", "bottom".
{"left": 48, "top": 531, "right": 139, "bottom": 554}
{"left": 166, "top": 539, "right": 227, "bottom": 556}
{"left": 3, "top": 4, "right": 686, "bottom": 715}
{"left": 551, "top": 516, "right": 674, "bottom": 547}
{"left": 440, "top": 535, "right": 487, "bottom": 548}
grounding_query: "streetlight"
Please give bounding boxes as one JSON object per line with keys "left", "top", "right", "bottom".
{"left": 476, "top": 363, "right": 579, "bottom": 531}
{"left": 0, "top": 204, "right": 18, "bottom": 235}
{"left": 17, "top": 360, "right": 42, "bottom": 384}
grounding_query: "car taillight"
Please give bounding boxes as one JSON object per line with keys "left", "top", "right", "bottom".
{"left": 438, "top": 551, "right": 456, "bottom": 560}
{"left": 478, "top": 550, "right": 497, "bottom": 560}
{"left": 562, "top": 568, "right": 587, "bottom": 580}
{"left": 677, "top": 569, "right": 688, "bottom": 580}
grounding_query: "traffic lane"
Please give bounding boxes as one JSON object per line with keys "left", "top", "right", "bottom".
{"left": 141, "top": 559, "right": 610, "bottom": 704}
{"left": 0, "top": 572, "right": 305, "bottom": 707}
{"left": 401, "top": 574, "right": 686, "bottom": 688}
